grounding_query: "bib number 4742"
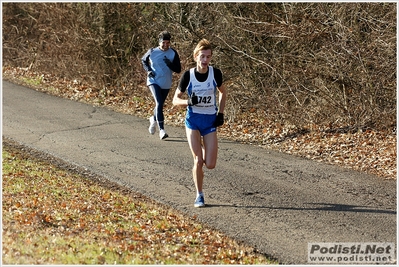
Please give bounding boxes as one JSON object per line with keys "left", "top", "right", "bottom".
{"left": 198, "top": 96, "right": 212, "bottom": 104}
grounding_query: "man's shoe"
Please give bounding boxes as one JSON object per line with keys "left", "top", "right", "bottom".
{"left": 159, "top": 129, "right": 168, "bottom": 140}
{"left": 149, "top": 117, "right": 156, "bottom": 135}
{"left": 194, "top": 194, "right": 205, "bottom": 208}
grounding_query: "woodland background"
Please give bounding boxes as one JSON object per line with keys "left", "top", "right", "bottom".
{"left": 2, "top": 2, "right": 397, "bottom": 179}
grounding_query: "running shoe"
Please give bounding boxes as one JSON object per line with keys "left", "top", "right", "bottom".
{"left": 149, "top": 116, "right": 156, "bottom": 135}
{"left": 194, "top": 194, "right": 205, "bottom": 207}
{"left": 159, "top": 129, "right": 168, "bottom": 140}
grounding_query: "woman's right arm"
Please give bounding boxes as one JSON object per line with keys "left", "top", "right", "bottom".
{"left": 141, "top": 49, "right": 152, "bottom": 72}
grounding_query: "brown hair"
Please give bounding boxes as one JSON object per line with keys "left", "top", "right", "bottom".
{"left": 193, "top": 39, "right": 212, "bottom": 59}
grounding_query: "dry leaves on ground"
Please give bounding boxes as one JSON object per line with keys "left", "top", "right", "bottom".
{"left": 2, "top": 145, "right": 273, "bottom": 265}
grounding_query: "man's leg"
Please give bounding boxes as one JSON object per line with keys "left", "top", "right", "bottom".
{"left": 186, "top": 127, "right": 204, "bottom": 194}
{"left": 203, "top": 131, "right": 218, "bottom": 169}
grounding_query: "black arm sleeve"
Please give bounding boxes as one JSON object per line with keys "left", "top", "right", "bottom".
{"left": 141, "top": 48, "right": 153, "bottom": 72}
{"left": 213, "top": 68, "right": 223, "bottom": 87}
{"left": 167, "top": 49, "right": 182, "bottom": 73}
{"left": 177, "top": 70, "right": 191, "bottom": 93}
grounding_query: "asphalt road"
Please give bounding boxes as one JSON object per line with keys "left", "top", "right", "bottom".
{"left": 2, "top": 81, "right": 396, "bottom": 264}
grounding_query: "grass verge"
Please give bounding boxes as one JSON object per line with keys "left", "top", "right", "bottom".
{"left": 2, "top": 143, "right": 276, "bottom": 265}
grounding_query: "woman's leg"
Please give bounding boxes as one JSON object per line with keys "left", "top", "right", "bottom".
{"left": 149, "top": 84, "right": 170, "bottom": 130}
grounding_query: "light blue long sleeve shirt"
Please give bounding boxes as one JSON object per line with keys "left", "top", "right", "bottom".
{"left": 141, "top": 47, "right": 179, "bottom": 89}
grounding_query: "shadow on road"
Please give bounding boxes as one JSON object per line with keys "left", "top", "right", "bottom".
{"left": 205, "top": 203, "right": 396, "bottom": 215}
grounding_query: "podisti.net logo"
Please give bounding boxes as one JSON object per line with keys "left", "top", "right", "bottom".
{"left": 308, "top": 242, "right": 395, "bottom": 264}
